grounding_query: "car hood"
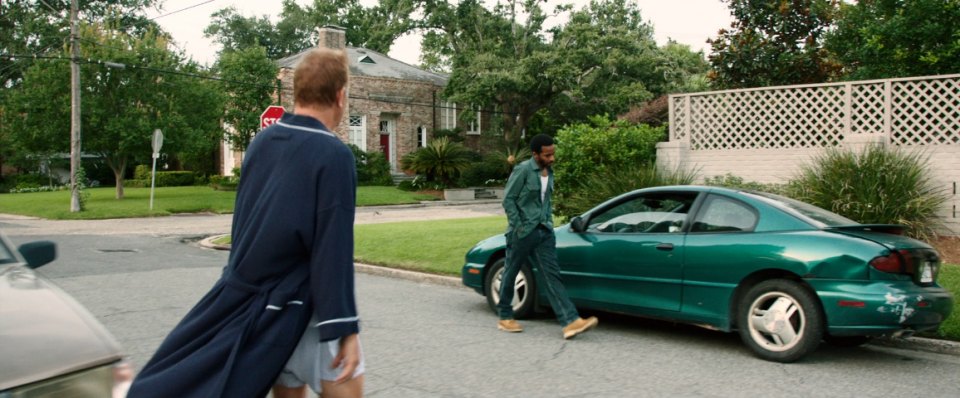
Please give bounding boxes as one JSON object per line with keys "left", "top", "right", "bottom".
{"left": 0, "top": 265, "right": 123, "bottom": 391}
{"left": 826, "top": 225, "right": 935, "bottom": 251}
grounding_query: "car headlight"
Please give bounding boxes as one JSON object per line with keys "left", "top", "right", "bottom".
{"left": 0, "top": 360, "right": 133, "bottom": 398}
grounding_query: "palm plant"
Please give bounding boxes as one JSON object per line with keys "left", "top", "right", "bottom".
{"left": 789, "top": 145, "right": 949, "bottom": 241}
{"left": 400, "top": 137, "right": 472, "bottom": 187}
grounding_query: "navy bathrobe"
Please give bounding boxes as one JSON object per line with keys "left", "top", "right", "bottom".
{"left": 128, "top": 113, "right": 360, "bottom": 398}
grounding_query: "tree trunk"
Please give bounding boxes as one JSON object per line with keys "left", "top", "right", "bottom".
{"left": 106, "top": 155, "right": 127, "bottom": 199}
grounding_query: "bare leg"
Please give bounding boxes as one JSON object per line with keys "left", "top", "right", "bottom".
{"left": 272, "top": 384, "right": 308, "bottom": 398}
{"left": 319, "top": 375, "right": 364, "bottom": 398}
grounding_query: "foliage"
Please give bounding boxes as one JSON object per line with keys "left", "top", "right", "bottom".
{"left": 204, "top": 0, "right": 423, "bottom": 57}
{"left": 4, "top": 23, "right": 225, "bottom": 200}
{"left": 702, "top": 173, "right": 791, "bottom": 196}
{"left": 127, "top": 171, "right": 197, "bottom": 188}
{"left": 657, "top": 41, "right": 712, "bottom": 94}
{"left": 423, "top": 0, "right": 670, "bottom": 146}
{"left": 457, "top": 151, "right": 510, "bottom": 187}
{"left": 825, "top": 0, "right": 960, "bottom": 80}
{"left": 217, "top": 46, "right": 278, "bottom": 153}
{"left": 559, "top": 163, "right": 698, "bottom": 219}
{"left": 400, "top": 137, "right": 472, "bottom": 187}
{"left": 790, "top": 145, "right": 949, "bottom": 241}
{"left": 552, "top": 115, "right": 666, "bottom": 218}
{"left": 707, "top": 0, "right": 840, "bottom": 89}
{"left": 934, "top": 264, "right": 960, "bottom": 340}
{"left": 347, "top": 144, "right": 393, "bottom": 186}
{"left": 619, "top": 96, "right": 669, "bottom": 126}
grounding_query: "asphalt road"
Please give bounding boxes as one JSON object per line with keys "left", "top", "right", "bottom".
{"left": 3, "top": 206, "right": 960, "bottom": 397}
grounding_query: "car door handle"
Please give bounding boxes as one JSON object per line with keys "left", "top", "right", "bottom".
{"left": 656, "top": 243, "right": 674, "bottom": 251}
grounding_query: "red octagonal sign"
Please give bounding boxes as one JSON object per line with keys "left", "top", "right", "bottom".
{"left": 260, "top": 105, "right": 285, "bottom": 129}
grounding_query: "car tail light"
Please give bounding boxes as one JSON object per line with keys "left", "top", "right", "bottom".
{"left": 869, "top": 250, "right": 907, "bottom": 274}
{"left": 869, "top": 249, "right": 940, "bottom": 284}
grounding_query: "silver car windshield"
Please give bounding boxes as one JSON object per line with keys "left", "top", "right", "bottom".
{"left": 743, "top": 191, "right": 857, "bottom": 227}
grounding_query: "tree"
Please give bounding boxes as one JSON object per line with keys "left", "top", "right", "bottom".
{"left": 0, "top": 0, "right": 159, "bottom": 176}
{"left": 217, "top": 46, "right": 278, "bottom": 154}
{"left": 204, "top": 0, "right": 423, "bottom": 58}
{"left": 423, "top": 0, "right": 669, "bottom": 145}
{"left": 707, "top": 0, "right": 840, "bottom": 89}
{"left": 826, "top": 0, "right": 960, "bottom": 80}
{"left": 6, "top": 23, "right": 224, "bottom": 199}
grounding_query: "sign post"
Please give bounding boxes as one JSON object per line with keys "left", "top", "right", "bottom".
{"left": 150, "top": 129, "right": 163, "bottom": 211}
{"left": 260, "top": 105, "right": 285, "bottom": 129}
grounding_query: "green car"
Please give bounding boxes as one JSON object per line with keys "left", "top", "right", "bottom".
{"left": 461, "top": 186, "right": 954, "bottom": 362}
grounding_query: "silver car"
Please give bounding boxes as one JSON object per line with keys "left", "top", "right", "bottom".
{"left": 0, "top": 233, "right": 131, "bottom": 397}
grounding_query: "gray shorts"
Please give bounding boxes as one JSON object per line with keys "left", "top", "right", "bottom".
{"left": 275, "top": 318, "right": 365, "bottom": 393}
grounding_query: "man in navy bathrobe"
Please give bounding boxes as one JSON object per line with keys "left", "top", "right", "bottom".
{"left": 129, "top": 48, "right": 362, "bottom": 398}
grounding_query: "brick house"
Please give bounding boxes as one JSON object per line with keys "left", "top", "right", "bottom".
{"left": 221, "top": 26, "right": 493, "bottom": 176}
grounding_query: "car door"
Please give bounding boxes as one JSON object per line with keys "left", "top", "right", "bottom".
{"left": 560, "top": 191, "right": 699, "bottom": 313}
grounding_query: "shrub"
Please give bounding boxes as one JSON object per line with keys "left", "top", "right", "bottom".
{"left": 347, "top": 144, "right": 393, "bottom": 186}
{"left": 558, "top": 162, "right": 698, "bottom": 219}
{"left": 127, "top": 171, "right": 196, "bottom": 188}
{"left": 400, "top": 137, "right": 472, "bottom": 188}
{"left": 790, "top": 145, "right": 949, "bottom": 241}
{"left": 553, "top": 115, "right": 666, "bottom": 217}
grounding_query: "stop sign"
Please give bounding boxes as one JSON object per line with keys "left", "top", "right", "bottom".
{"left": 260, "top": 105, "right": 285, "bottom": 129}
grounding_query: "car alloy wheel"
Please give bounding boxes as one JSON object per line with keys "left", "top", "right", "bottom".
{"left": 738, "top": 279, "right": 823, "bottom": 362}
{"left": 484, "top": 257, "right": 535, "bottom": 318}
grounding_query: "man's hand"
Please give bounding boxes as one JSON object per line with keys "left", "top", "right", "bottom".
{"left": 332, "top": 333, "right": 361, "bottom": 384}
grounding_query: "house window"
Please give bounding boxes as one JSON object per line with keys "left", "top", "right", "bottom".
{"left": 348, "top": 115, "right": 366, "bottom": 149}
{"left": 441, "top": 101, "right": 457, "bottom": 130}
{"left": 417, "top": 126, "right": 427, "bottom": 147}
{"left": 466, "top": 106, "right": 481, "bottom": 135}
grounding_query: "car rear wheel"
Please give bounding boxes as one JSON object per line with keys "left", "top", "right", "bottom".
{"left": 484, "top": 257, "right": 535, "bottom": 319}
{"left": 738, "top": 279, "right": 824, "bottom": 363}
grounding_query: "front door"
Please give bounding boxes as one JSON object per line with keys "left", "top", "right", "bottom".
{"left": 379, "top": 117, "right": 396, "bottom": 171}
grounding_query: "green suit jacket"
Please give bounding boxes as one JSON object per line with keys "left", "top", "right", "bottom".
{"left": 502, "top": 158, "right": 554, "bottom": 241}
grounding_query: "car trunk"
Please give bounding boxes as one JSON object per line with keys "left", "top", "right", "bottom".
{"left": 827, "top": 225, "right": 942, "bottom": 285}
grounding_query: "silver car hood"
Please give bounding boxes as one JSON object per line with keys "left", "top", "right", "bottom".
{"left": 0, "top": 264, "right": 123, "bottom": 391}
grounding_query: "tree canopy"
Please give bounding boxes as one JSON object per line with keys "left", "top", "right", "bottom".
{"left": 825, "top": 0, "right": 960, "bottom": 80}
{"left": 217, "top": 46, "right": 279, "bottom": 153}
{"left": 707, "top": 0, "right": 839, "bottom": 89}
{"left": 5, "top": 23, "right": 224, "bottom": 198}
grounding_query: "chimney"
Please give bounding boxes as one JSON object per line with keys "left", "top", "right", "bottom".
{"left": 317, "top": 25, "right": 346, "bottom": 50}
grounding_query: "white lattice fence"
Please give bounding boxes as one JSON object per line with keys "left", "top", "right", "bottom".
{"left": 670, "top": 74, "right": 960, "bottom": 149}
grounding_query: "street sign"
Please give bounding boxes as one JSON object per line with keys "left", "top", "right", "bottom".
{"left": 260, "top": 105, "right": 285, "bottom": 129}
{"left": 151, "top": 129, "right": 163, "bottom": 156}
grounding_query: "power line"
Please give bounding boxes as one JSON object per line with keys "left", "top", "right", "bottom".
{"left": 146, "top": 0, "right": 217, "bottom": 22}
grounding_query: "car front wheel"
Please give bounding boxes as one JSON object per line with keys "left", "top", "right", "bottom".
{"left": 484, "top": 257, "right": 535, "bottom": 319}
{"left": 737, "top": 279, "right": 824, "bottom": 363}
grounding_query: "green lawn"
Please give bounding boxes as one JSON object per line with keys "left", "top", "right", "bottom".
{"left": 935, "top": 264, "right": 960, "bottom": 341}
{"left": 0, "top": 185, "right": 436, "bottom": 220}
{"left": 354, "top": 216, "right": 507, "bottom": 275}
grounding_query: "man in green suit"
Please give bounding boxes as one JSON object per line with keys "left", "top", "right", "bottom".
{"left": 497, "top": 134, "right": 599, "bottom": 339}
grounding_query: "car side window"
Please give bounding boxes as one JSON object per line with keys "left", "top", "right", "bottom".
{"left": 588, "top": 193, "right": 697, "bottom": 234}
{"left": 690, "top": 195, "right": 757, "bottom": 233}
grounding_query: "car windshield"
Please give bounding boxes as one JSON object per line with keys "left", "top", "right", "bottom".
{"left": 743, "top": 191, "right": 857, "bottom": 227}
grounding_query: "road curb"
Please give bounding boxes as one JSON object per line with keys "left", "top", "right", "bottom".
{"left": 869, "top": 335, "right": 960, "bottom": 356}
{"left": 355, "top": 263, "right": 463, "bottom": 288}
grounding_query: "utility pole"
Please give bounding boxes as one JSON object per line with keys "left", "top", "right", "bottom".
{"left": 69, "top": 0, "right": 81, "bottom": 212}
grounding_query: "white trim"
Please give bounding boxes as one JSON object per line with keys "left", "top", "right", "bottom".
{"left": 314, "top": 316, "right": 360, "bottom": 327}
{"left": 276, "top": 121, "right": 336, "bottom": 137}
{"left": 265, "top": 305, "right": 282, "bottom": 311}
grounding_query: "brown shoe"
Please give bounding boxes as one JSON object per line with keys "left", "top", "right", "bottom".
{"left": 498, "top": 319, "right": 523, "bottom": 333}
{"left": 562, "top": 316, "right": 598, "bottom": 339}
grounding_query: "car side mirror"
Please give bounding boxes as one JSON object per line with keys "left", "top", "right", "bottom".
{"left": 18, "top": 241, "right": 57, "bottom": 269}
{"left": 570, "top": 216, "right": 586, "bottom": 233}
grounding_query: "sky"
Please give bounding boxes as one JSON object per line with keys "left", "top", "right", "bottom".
{"left": 146, "top": 0, "right": 733, "bottom": 66}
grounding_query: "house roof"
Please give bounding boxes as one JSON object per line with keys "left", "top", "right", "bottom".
{"left": 277, "top": 46, "right": 448, "bottom": 86}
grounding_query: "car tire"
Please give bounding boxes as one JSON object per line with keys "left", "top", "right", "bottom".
{"left": 824, "top": 335, "right": 872, "bottom": 348}
{"left": 737, "top": 279, "right": 824, "bottom": 363}
{"left": 484, "top": 257, "right": 536, "bottom": 319}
